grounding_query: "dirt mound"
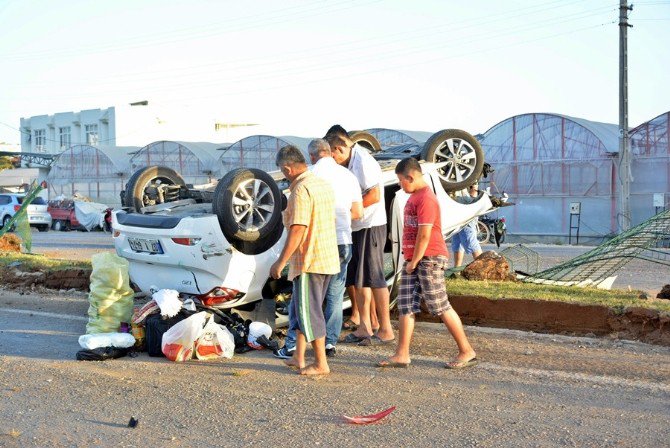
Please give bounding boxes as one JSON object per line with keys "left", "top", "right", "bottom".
{"left": 438, "top": 295, "right": 670, "bottom": 346}
{"left": 0, "top": 235, "right": 22, "bottom": 252}
{"left": 657, "top": 284, "right": 670, "bottom": 300}
{"left": 462, "top": 251, "right": 515, "bottom": 281}
{"left": 0, "top": 265, "right": 91, "bottom": 291}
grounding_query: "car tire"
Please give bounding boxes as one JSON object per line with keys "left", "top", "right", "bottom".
{"left": 52, "top": 220, "right": 62, "bottom": 231}
{"left": 421, "top": 129, "right": 484, "bottom": 192}
{"left": 123, "top": 166, "right": 186, "bottom": 213}
{"left": 37, "top": 224, "right": 49, "bottom": 232}
{"left": 349, "top": 130, "right": 382, "bottom": 154}
{"left": 2, "top": 215, "right": 13, "bottom": 232}
{"left": 213, "top": 168, "right": 284, "bottom": 255}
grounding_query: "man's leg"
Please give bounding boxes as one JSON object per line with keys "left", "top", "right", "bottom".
{"left": 372, "top": 286, "right": 394, "bottom": 341}
{"left": 439, "top": 308, "right": 476, "bottom": 362}
{"left": 346, "top": 286, "right": 359, "bottom": 326}
{"left": 352, "top": 286, "right": 374, "bottom": 337}
{"left": 300, "top": 336, "right": 330, "bottom": 375}
{"left": 324, "top": 245, "right": 351, "bottom": 347}
{"left": 471, "top": 249, "right": 482, "bottom": 261}
{"left": 385, "top": 313, "right": 414, "bottom": 364}
{"left": 454, "top": 250, "right": 465, "bottom": 267}
{"left": 370, "top": 294, "right": 379, "bottom": 332}
{"left": 285, "top": 330, "right": 306, "bottom": 369}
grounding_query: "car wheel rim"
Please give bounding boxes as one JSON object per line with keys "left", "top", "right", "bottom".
{"left": 433, "top": 138, "right": 478, "bottom": 185}
{"left": 231, "top": 178, "right": 275, "bottom": 232}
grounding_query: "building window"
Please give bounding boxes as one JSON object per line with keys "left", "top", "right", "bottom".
{"left": 59, "top": 126, "right": 71, "bottom": 149}
{"left": 34, "top": 129, "right": 46, "bottom": 152}
{"left": 85, "top": 124, "right": 99, "bottom": 146}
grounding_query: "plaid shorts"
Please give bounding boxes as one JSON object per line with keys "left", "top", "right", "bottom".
{"left": 397, "top": 255, "right": 451, "bottom": 316}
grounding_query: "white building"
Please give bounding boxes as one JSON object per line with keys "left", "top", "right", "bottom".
{"left": 20, "top": 108, "right": 116, "bottom": 155}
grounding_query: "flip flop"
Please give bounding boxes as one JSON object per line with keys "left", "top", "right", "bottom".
{"left": 359, "top": 335, "right": 395, "bottom": 346}
{"left": 445, "top": 358, "right": 478, "bottom": 369}
{"left": 341, "top": 333, "right": 367, "bottom": 344}
{"left": 342, "top": 319, "right": 359, "bottom": 331}
{"left": 376, "top": 359, "right": 410, "bottom": 368}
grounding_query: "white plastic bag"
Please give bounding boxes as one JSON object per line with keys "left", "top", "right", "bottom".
{"left": 247, "top": 322, "right": 272, "bottom": 350}
{"left": 195, "top": 318, "right": 235, "bottom": 360}
{"left": 161, "top": 311, "right": 208, "bottom": 362}
{"left": 152, "top": 288, "right": 182, "bottom": 318}
{"left": 79, "top": 332, "right": 136, "bottom": 350}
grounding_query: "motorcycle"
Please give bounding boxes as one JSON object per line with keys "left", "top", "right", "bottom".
{"left": 479, "top": 214, "right": 507, "bottom": 247}
{"left": 104, "top": 208, "right": 113, "bottom": 232}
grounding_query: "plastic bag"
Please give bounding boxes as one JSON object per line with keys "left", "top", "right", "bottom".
{"left": 247, "top": 322, "right": 272, "bottom": 350}
{"left": 76, "top": 347, "right": 129, "bottom": 361}
{"left": 152, "top": 289, "right": 182, "bottom": 318}
{"left": 161, "top": 311, "right": 208, "bottom": 362}
{"left": 86, "top": 253, "right": 134, "bottom": 334}
{"left": 195, "top": 318, "right": 235, "bottom": 360}
{"left": 78, "top": 332, "right": 136, "bottom": 350}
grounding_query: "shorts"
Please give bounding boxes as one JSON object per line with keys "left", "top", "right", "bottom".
{"left": 289, "top": 273, "right": 331, "bottom": 343}
{"left": 397, "top": 255, "right": 452, "bottom": 316}
{"left": 346, "top": 225, "right": 387, "bottom": 289}
{"left": 451, "top": 222, "right": 481, "bottom": 254}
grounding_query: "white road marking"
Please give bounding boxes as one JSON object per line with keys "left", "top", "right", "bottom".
{"left": 0, "top": 307, "right": 88, "bottom": 322}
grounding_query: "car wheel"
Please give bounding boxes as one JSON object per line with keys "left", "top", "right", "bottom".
{"left": 2, "top": 215, "right": 14, "bottom": 232}
{"left": 349, "top": 130, "right": 382, "bottom": 154}
{"left": 37, "top": 224, "right": 49, "bottom": 232}
{"left": 52, "top": 220, "right": 63, "bottom": 231}
{"left": 123, "top": 166, "right": 186, "bottom": 213}
{"left": 421, "top": 129, "right": 484, "bottom": 192}
{"left": 213, "top": 168, "right": 284, "bottom": 255}
{"left": 476, "top": 221, "right": 490, "bottom": 244}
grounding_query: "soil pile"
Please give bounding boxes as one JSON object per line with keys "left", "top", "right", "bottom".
{"left": 0, "top": 235, "right": 22, "bottom": 252}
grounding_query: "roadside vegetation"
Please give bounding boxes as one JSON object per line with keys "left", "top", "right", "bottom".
{"left": 0, "top": 249, "right": 667, "bottom": 313}
{"left": 0, "top": 251, "right": 91, "bottom": 271}
{"left": 446, "top": 277, "right": 670, "bottom": 313}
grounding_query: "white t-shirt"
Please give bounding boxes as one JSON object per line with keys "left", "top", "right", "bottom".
{"left": 347, "top": 144, "right": 387, "bottom": 231}
{"left": 311, "top": 157, "right": 363, "bottom": 245}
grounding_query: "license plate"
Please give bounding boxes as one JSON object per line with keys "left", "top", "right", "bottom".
{"left": 128, "top": 237, "right": 163, "bottom": 254}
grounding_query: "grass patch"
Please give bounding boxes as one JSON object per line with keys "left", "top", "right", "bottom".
{"left": 0, "top": 251, "right": 91, "bottom": 272}
{"left": 446, "top": 277, "right": 670, "bottom": 313}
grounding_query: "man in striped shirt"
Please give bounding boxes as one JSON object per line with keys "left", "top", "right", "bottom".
{"left": 270, "top": 145, "right": 340, "bottom": 375}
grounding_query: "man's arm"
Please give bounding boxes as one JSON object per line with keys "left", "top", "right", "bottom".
{"left": 406, "top": 225, "right": 432, "bottom": 273}
{"left": 362, "top": 185, "right": 380, "bottom": 208}
{"left": 350, "top": 200, "right": 363, "bottom": 220}
{"left": 270, "top": 224, "right": 307, "bottom": 279}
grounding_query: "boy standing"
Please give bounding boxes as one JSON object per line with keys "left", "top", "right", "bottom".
{"left": 378, "top": 158, "right": 477, "bottom": 369}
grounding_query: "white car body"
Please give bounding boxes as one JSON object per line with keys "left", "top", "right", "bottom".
{"left": 112, "top": 162, "right": 493, "bottom": 314}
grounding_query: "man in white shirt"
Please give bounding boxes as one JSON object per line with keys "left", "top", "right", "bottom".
{"left": 275, "top": 138, "right": 363, "bottom": 359}
{"left": 327, "top": 128, "right": 395, "bottom": 346}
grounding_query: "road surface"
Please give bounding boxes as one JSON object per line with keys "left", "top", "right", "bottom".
{"left": 0, "top": 289, "right": 668, "bottom": 447}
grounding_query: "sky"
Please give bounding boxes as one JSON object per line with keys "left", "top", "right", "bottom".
{"left": 1, "top": 0, "right": 669, "bottom": 147}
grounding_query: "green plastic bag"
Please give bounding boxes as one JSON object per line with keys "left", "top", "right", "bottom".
{"left": 86, "top": 253, "right": 135, "bottom": 334}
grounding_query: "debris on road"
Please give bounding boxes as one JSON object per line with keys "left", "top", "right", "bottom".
{"left": 343, "top": 406, "right": 397, "bottom": 425}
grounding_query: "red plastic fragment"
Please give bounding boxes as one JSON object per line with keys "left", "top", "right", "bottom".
{"left": 343, "top": 406, "right": 396, "bottom": 424}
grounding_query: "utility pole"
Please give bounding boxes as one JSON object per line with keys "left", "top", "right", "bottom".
{"left": 619, "top": 0, "right": 633, "bottom": 231}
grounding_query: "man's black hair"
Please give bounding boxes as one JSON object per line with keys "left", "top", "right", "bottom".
{"left": 395, "top": 157, "right": 422, "bottom": 175}
{"left": 324, "top": 124, "right": 348, "bottom": 139}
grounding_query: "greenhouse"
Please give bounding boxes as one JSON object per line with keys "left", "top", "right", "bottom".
{"left": 363, "top": 128, "right": 433, "bottom": 148}
{"left": 129, "top": 141, "right": 226, "bottom": 185}
{"left": 218, "top": 135, "right": 311, "bottom": 173}
{"left": 47, "top": 144, "right": 138, "bottom": 206}
{"left": 629, "top": 111, "right": 670, "bottom": 224}
{"left": 479, "top": 113, "right": 621, "bottom": 242}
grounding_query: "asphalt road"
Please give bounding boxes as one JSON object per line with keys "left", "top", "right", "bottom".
{"left": 0, "top": 289, "right": 669, "bottom": 447}
{"left": 27, "top": 231, "right": 669, "bottom": 295}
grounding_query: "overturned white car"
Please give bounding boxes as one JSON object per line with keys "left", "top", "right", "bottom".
{"left": 112, "top": 129, "right": 493, "bottom": 325}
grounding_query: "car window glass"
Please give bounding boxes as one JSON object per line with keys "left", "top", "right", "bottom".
{"left": 0, "top": 196, "right": 9, "bottom": 205}
{"left": 16, "top": 196, "right": 24, "bottom": 204}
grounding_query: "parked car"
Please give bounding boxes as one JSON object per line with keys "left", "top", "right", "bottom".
{"left": 0, "top": 193, "right": 51, "bottom": 232}
{"left": 112, "top": 129, "right": 492, "bottom": 326}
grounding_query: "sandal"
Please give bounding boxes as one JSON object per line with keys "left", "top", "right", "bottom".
{"left": 341, "top": 333, "right": 367, "bottom": 344}
{"left": 445, "top": 358, "right": 478, "bottom": 369}
{"left": 342, "top": 318, "right": 359, "bottom": 331}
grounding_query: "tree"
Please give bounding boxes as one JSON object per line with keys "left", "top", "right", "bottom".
{"left": 0, "top": 156, "right": 17, "bottom": 171}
